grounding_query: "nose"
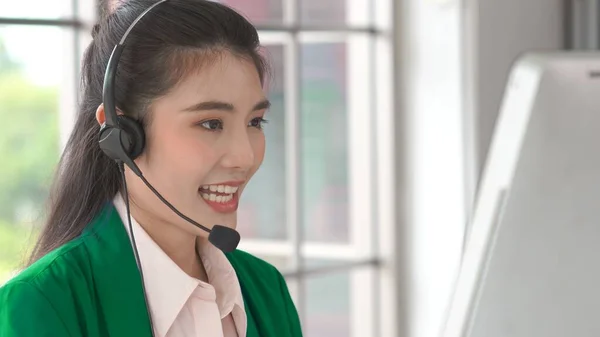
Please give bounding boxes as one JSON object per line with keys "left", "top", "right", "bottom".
{"left": 221, "top": 129, "right": 255, "bottom": 170}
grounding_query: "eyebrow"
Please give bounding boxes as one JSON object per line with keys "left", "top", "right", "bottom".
{"left": 181, "top": 99, "right": 271, "bottom": 113}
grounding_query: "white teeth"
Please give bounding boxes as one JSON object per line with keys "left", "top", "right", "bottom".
{"left": 201, "top": 192, "right": 235, "bottom": 204}
{"left": 199, "top": 184, "right": 240, "bottom": 205}
{"left": 200, "top": 184, "right": 239, "bottom": 193}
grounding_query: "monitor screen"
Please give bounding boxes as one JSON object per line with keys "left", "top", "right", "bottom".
{"left": 442, "top": 52, "right": 600, "bottom": 337}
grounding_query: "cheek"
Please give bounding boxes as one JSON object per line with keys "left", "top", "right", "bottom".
{"left": 174, "top": 136, "right": 220, "bottom": 176}
{"left": 252, "top": 133, "right": 266, "bottom": 169}
{"left": 146, "top": 129, "right": 218, "bottom": 179}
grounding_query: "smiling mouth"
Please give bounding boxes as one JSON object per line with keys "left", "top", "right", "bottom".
{"left": 199, "top": 184, "right": 239, "bottom": 203}
{"left": 198, "top": 184, "right": 241, "bottom": 213}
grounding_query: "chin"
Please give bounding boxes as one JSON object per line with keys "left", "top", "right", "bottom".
{"left": 208, "top": 214, "right": 237, "bottom": 230}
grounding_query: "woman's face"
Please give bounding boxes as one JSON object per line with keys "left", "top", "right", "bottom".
{"left": 124, "top": 52, "right": 268, "bottom": 238}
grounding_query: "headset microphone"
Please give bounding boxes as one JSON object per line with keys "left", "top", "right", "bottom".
{"left": 97, "top": 0, "right": 240, "bottom": 253}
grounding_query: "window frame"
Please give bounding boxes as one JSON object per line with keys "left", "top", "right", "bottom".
{"left": 243, "top": 1, "right": 394, "bottom": 336}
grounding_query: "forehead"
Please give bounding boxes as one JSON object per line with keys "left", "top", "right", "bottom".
{"left": 164, "top": 52, "right": 265, "bottom": 107}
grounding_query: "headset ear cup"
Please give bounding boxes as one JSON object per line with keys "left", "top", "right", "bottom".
{"left": 117, "top": 115, "right": 145, "bottom": 159}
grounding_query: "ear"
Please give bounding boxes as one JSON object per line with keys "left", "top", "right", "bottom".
{"left": 96, "top": 104, "right": 127, "bottom": 125}
{"left": 95, "top": 104, "right": 106, "bottom": 126}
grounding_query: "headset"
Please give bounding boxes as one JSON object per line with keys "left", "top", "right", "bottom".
{"left": 97, "top": 1, "right": 241, "bottom": 334}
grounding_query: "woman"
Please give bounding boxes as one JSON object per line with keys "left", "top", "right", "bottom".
{"left": 0, "top": 0, "right": 302, "bottom": 336}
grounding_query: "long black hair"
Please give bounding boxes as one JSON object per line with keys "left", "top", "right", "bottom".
{"left": 28, "top": 0, "right": 268, "bottom": 265}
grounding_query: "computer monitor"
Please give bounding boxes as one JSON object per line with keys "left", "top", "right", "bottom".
{"left": 442, "top": 52, "right": 600, "bottom": 337}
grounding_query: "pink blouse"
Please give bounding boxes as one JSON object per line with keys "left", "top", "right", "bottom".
{"left": 113, "top": 194, "right": 246, "bottom": 337}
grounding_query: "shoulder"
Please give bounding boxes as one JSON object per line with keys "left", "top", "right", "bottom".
{"left": 0, "top": 279, "right": 73, "bottom": 336}
{"left": 1, "top": 203, "right": 120, "bottom": 299}
{"left": 226, "top": 249, "right": 303, "bottom": 336}
{"left": 2, "top": 234, "right": 91, "bottom": 292}
{"left": 0, "top": 235, "right": 93, "bottom": 302}
{"left": 226, "top": 249, "right": 282, "bottom": 278}
{"left": 225, "top": 249, "right": 289, "bottom": 302}
{"left": 0, "top": 238, "right": 92, "bottom": 336}
{"left": 225, "top": 249, "right": 289, "bottom": 295}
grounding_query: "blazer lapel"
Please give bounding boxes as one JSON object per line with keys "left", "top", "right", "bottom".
{"left": 226, "top": 254, "right": 260, "bottom": 337}
{"left": 242, "top": 297, "right": 260, "bottom": 337}
{"left": 82, "top": 203, "right": 153, "bottom": 337}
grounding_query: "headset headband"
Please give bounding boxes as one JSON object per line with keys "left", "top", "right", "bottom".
{"left": 102, "top": 0, "right": 168, "bottom": 127}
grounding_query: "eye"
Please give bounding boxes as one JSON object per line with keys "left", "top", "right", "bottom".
{"left": 249, "top": 117, "right": 268, "bottom": 129}
{"left": 199, "top": 119, "right": 223, "bottom": 131}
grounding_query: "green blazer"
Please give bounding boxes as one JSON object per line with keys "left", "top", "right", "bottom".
{"left": 0, "top": 202, "right": 303, "bottom": 337}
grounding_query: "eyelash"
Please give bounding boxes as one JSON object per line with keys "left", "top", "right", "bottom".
{"left": 197, "top": 117, "right": 269, "bottom": 131}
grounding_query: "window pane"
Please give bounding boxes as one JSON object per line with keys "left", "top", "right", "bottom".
{"left": 253, "top": 253, "right": 291, "bottom": 272}
{"left": 215, "top": 0, "right": 284, "bottom": 24}
{"left": 0, "top": 25, "right": 71, "bottom": 285}
{"left": 305, "top": 259, "right": 350, "bottom": 337}
{"left": 301, "top": 0, "right": 371, "bottom": 26}
{"left": 0, "top": 0, "right": 72, "bottom": 19}
{"left": 237, "top": 44, "right": 287, "bottom": 240}
{"left": 301, "top": 42, "right": 349, "bottom": 243}
{"left": 301, "top": 0, "right": 346, "bottom": 24}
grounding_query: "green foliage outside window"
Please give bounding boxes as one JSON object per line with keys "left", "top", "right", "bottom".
{"left": 0, "top": 38, "right": 59, "bottom": 284}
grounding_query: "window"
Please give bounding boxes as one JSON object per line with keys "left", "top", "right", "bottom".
{"left": 221, "top": 1, "right": 393, "bottom": 336}
{"left": 0, "top": 0, "right": 94, "bottom": 284}
{"left": 0, "top": 0, "right": 395, "bottom": 336}
{"left": 0, "top": 0, "right": 73, "bottom": 19}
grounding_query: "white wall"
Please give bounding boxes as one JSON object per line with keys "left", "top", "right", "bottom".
{"left": 468, "top": 0, "right": 565, "bottom": 188}
{"left": 393, "top": 0, "right": 466, "bottom": 336}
